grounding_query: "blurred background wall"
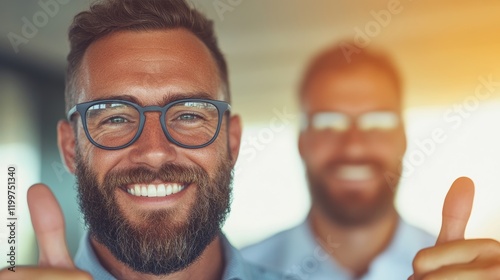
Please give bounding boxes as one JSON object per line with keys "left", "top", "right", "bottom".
{"left": 1, "top": 0, "right": 500, "bottom": 265}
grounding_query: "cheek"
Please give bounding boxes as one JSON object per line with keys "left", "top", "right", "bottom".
{"left": 185, "top": 139, "right": 228, "bottom": 176}
{"left": 77, "top": 130, "right": 125, "bottom": 183}
{"left": 302, "top": 138, "right": 340, "bottom": 171}
{"left": 371, "top": 138, "right": 406, "bottom": 167}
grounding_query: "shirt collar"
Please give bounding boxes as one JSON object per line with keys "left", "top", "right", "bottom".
{"left": 220, "top": 234, "right": 255, "bottom": 280}
{"left": 298, "top": 217, "right": 435, "bottom": 279}
{"left": 74, "top": 231, "right": 116, "bottom": 280}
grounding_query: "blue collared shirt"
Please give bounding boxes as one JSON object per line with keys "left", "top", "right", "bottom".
{"left": 75, "top": 232, "right": 280, "bottom": 280}
{"left": 241, "top": 218, "right": 435, "bottom": 280}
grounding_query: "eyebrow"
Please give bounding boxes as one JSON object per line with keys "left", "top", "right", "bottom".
{"left": 162, "top": 92, "right": 215, "bottom": 104}
{"left": 92, "top": 92, "right": 217, "bottom": 106}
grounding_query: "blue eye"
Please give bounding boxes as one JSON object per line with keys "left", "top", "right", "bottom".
{"left": 178, "top": 114, "right": 201, "bottom": 121}
{"left": 106, "top": 116, "right": 129, "bottom": 124}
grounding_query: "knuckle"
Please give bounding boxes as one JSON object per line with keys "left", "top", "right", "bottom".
{"left": 480, "top": 238, "right": 500, "bottom": 255}
{"left": 482, "top": 238, "right": 500, "bottom": 248}
{"left": 412, "top": 248, "right": 431, "bottom": 272}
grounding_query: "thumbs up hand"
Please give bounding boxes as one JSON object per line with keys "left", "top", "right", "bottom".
{"left": 0, "top": 184, "right": 92, "bottom": 280}
{"left": 435, "top": 176, "right": 475, "bottom": 244}
{"left": 410, "top": 177, "right": 500, "bottom": 280}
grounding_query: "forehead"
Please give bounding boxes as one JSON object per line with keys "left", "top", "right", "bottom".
{"left": 78, "top": 28, "right": 222, "bottom": 104}
{"left": 302, "top": 65, "right": 401, "bottom": 115}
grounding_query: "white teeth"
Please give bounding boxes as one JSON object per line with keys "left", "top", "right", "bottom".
{"left": 148, "top": 184, "right": 157, "bottom": 197}
{"left": 127, "top": 183, "right": 185, "bottom": 197}
{"left": 337, "top": 165, "right": 374, "bottom": 181}
{"left": 157, "top": 184, "right": 166, "bottom": 196}
{"left": 166, "top": 184, "right": 173, "bottom": 195}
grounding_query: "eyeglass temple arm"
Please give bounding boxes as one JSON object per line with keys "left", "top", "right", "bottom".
{"left": 67, "top": 106, "right": 77, "bottom": 121}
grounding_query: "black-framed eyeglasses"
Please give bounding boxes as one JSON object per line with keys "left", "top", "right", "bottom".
{"left": 67, "top": 98, "right": 231, "bottom": 150}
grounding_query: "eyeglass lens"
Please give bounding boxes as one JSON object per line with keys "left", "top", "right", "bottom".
{"left": 311, "top": 111, "right": 399, "bottom": 132}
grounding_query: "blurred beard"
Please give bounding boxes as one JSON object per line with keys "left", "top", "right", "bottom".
{"left": 307, "top": 161, "right": 399, "bottom": 227}
{"left": 74, "top": 151, "right": 233, "bottom": 275}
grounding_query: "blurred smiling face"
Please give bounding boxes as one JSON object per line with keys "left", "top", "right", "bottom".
{"left": 299, "top": 64, "right": 406, "bottom": 226}
{"left": 60, "top": 29, "right": 240, "bottom": 275}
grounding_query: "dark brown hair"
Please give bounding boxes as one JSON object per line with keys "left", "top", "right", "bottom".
{"left": 65, "top": 0, "right": 229, "bottom": 113}
{"left": 300, "top": 42, "right": 402, "bottom": 102}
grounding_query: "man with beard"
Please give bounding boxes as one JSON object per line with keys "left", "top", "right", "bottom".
{"left": 242, "top": 44, "right": 500, "bottom": 279}
{"left": 0, "top": 0, "right": 279, "bottom": 279}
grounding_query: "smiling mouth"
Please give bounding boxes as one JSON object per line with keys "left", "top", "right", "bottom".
{"left": 336, "top": 165, "right": 376, "bottom": 181}
{"left": 125, "top": 183, "right": 186, "bottom": 197}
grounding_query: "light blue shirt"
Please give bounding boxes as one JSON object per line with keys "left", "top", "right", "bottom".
{"left": 75, "top": 231, "right": 281, "bottom": 280}
{"left": 241, "top": 219, "right": 435, "bottom": 280}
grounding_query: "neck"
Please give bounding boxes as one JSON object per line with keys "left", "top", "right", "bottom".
{"left": 91, "top": 235, "right": 225, "bottom": 280}
{"left": 309, "top": 205, "right": 399, "bottom": 277}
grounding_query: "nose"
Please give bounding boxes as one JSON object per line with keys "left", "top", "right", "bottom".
{"left": 340, "top": 126, "right": 368, "bottom": 160}
{"left": 128, "top": 112, "right": 177, "bottom": 169}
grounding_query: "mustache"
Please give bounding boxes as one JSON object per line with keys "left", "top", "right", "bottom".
{"left": 102, "top": 163, "right": 209, "bottom": 188}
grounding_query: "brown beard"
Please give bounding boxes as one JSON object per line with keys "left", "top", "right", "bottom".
{"left": 307, "top": 160, "right": 398, "bottom": 227}
{"left": 74, "top": 150, "right": 233, "bottom": 275}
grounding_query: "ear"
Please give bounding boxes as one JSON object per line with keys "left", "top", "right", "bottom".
{"left": 227, "top": 114, "right": 242, "bottom": 166}
{"left": 397, "top": 116, "right": 407, "bottom": 158}
{"left": 57, "top": 120, "right": 77, "bottom": 174}
{"left": 401, "top": 123, "right": 407, "bottom": 154}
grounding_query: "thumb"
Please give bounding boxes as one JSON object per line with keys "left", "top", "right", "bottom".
{"left": 435, "top": 176, "right": 475, "bottom": 245}
{"left": 27, "top": 183, "right": 74, "bottom": 268}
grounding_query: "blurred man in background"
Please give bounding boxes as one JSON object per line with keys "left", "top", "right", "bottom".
{"left": 243, "top": 42, "right": 500, "bottom": 279}
{"left": 242, "top": 44, "right": 435, "bottom": 279}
